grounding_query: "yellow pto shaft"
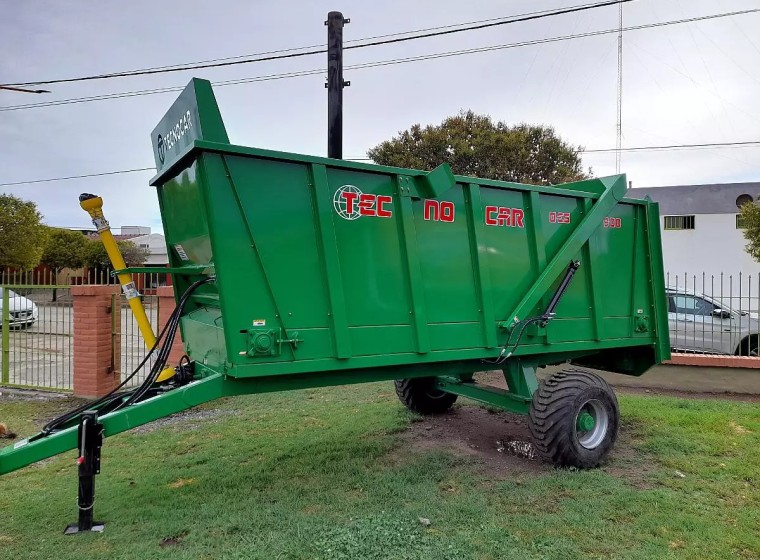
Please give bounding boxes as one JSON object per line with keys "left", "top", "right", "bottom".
{"left": 79, "top": 194, "right": 175, "bottom": 381}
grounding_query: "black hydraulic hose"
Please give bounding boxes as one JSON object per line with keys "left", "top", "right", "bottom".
{"left": 117, "top": 276, "right": 214, "bottom": 409}
{"left": 43, "top": 276, "right": 214, "bottom": 433}
{"left": 42, "top": 309, "right": 177, "bottom": 433}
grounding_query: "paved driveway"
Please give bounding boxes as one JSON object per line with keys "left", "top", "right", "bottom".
{"left": 1, "top": 304, "right": 160, "bottom": 389}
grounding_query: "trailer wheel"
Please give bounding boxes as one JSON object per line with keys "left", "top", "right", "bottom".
{"left": 529, "top": 369, "right": 619, "bottom": 468}
{"left": 394, "top": 378, "right": 457, "bottom": 415}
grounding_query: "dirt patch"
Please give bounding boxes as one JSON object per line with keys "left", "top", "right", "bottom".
{"left": 0, "top": 387, "right": 72, "bottom": 402}
{"left": 396, "top": 405, "right": 549, "bottom": 477}
{"left": 729, "top": 421, "right": 751, "bottom": 435}
{"left": 159, "top": 530, "right": 189, "bottom": 548}
{"left": 600, "top": 428, "right": 658, "bottom": 489}
{"left": 396, "top": 403, "right": 657, "bottom": 486}
{"left": 132, "top": 408, "right": 238, "bottom": 434}
{"left": 168, "top": 477, "right": 197, "bottom": 489}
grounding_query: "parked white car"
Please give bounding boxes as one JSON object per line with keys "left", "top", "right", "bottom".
{"left": 0, "top": 287, "right": 38, "bottom": 329}
{"left": 666, "top": 287, "right": 759, "bottom": 356}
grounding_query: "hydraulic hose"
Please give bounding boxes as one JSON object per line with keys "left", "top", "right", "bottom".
{"left": 43, "top": 276, "right": 214, "bottom": 434}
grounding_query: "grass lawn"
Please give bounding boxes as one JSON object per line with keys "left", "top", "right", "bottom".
{"left": 0, "top": 382, "right": 758, "bottom": 560}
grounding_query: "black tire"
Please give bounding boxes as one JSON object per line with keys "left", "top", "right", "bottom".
{"left": 736, "top": 335, "right": 760, "bottom": 357}
{"left": 529, "top": 369, "right": 619, "bottom": 468}
{"left": 394, "top": 377, "right": 458, "bottom": 415}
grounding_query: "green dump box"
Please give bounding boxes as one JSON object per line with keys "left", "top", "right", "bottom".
{"left": 0, "top": 79, "right": 669, "bottom": 492}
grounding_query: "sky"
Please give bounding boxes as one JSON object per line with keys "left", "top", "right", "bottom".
{"left": 1, "top": 0, "right": 758, "bottom": 233}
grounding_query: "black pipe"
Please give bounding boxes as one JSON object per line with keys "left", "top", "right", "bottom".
{"left": 541, "top": 261, "right": 581, "bottom": 327}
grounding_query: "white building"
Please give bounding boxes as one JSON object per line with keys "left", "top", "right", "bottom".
{"left": 129, "top": 233, "right": 168, "bottom": 266}
{"left": 629, "top": 182, "right": 760, "bottom": 310}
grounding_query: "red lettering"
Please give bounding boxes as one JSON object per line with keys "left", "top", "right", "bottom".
{"left": 549, "top": 211, "right": 557, "bottom": 223}
{"left": 440, "top": 201, "right": 455, "bottom": 222}
{"left": 358, "top": 193, "right": 376, "bottom": 216}
{"left": 513, "top": 208, "right": 525, "bottom": 228}
{"left": 485, "top": 206, "right": 526, "bottom": 228}
{"left": 485, "top": 206, "right": 498, "bottom": 226}
{"left": 603, "top": 217, "right": 622, "bottom": 228}
{"left": 424, "top": 199, "right": 439, "bottom": 221}
{"left": 376, "top": 195, "right": 393, "bottom": 218}
{"left": 341, "top": 191, "right": 359, "bottom": 215}
{"left": 497, "top": 207, "right": 512, "bottom": 227}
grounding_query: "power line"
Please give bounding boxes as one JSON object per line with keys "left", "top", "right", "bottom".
{"left": 1, "top": 2, "right": 614, "bottom": 87}
{"left": 2, "top": 7, "right": 757, "bottom": 113}
{"left": 0, "top": 168, "right": 155, "bottom": 187}
{"left": 583, "top": 140, "right": 760, "bottom": 153}
{"left": 3, "top": 0, "right": 632, "bottom": 87}
{"left": 2, "top": 141, "right": 758, "bottom": 188}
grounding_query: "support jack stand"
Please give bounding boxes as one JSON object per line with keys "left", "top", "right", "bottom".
{"left": 64, "top": 411, "right": 105, "bottom": 535}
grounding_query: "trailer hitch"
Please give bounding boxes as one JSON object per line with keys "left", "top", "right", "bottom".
{"left": 64, "top": 411, "right": 105, "bottom": 535}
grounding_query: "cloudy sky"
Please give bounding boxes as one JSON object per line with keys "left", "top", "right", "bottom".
{"left": 2, "top": 0, "right": 758, "bottom": 233}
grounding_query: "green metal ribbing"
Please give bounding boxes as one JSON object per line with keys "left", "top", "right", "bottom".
{"left": 396, "top": 176, "right": 430, "bottom": 354}
{"left": 645, "top": 199, "right": 672, "bottom": 362}
{"left": 463, "top": 183, "right": 497, "bottom": 348}
{"left": 507, "top": 174, "right": 628, "bottom": 328}
{"left": 581, "top": 198, "right": 602, "bottom": 341}
{"left": 310, "top": 163, "right": 352, "bottom": 359}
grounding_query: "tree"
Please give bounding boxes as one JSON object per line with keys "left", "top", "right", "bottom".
{"left": 85, "top": 239, "right": 150, "bottom": 269}
{"left": 739, "top": 198, "right": 760, "bottom": 261}
{"left": 41, "top": 228, "right": 88, "bottom": 269}
{"left": 0, "top": 194, "right": 49, "bottom": 270}
{"left": 367, "top": 111, "right": 590, "bottom": 185}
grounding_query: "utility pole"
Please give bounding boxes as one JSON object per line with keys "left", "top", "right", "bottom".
{"left": 326, "top": 11, "right": 349, "bottom": 159}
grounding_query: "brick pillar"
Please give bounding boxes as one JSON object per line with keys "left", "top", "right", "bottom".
{"left": 72, "top": 285, "right": 121, "bottom": 398}
{"left": 157, "top": 286, "right": 186, "bottom": 366}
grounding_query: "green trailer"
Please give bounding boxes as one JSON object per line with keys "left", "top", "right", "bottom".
{"left": 0, "top": 78, "right": 669, "bottom": 530}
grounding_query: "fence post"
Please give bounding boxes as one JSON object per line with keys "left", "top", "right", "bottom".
{"left": 72, "top": 285, "right": 121, "bottom": 397}
{"left": 156, "top": 286, "right": 185, "bottom": 366}
{"left": 1, "top": 287, "right": 8, "bottom": 384}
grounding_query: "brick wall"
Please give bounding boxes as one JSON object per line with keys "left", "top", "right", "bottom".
{"left": 666, "top": 353, "right": 760, "bottom": 369}
{"left": 71, "top": 285, "right": 121, "bottom": 397}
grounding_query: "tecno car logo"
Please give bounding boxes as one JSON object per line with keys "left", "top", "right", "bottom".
{"left": 333, "top": 185, "right": 393, "bottom": 220}
{"left": 156, "top": 135, "right": 166, "bottom": 164}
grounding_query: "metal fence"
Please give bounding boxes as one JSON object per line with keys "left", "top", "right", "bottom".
{"left": 3, "top": 267, "right": 759, "bottom": 391}
{"left": 0, "top": 283, "right": 73, "bottom": 389}
{"left": 0, "top": 269, "right": 167, "bottom": 390}
{"left": 665, "top": 272, "right": 760, "bottom": 356}
{"left": 119, "top": 276, "right": 161, "bottom": 389}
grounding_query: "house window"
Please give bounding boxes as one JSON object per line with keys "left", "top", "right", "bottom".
{"left": 737, "top": 214, "right": 747, "bottom": 229}
{"left": 663, "top": 215, "right": 695, "bottom": 230}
